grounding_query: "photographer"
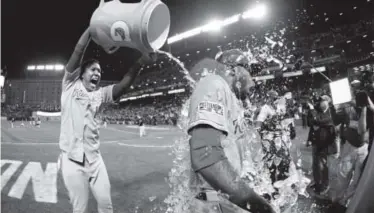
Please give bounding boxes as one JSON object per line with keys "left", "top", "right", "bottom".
{"left": 307, "top": 97, "right": 337, "bottom": 196}
{"left": 344, "top": 72, "right": 374, "bottom": 213}
{"left": 355, "top": 71, "right": 374, "bottom": 169}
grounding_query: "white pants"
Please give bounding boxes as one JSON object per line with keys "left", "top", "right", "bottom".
{"left": 60, "top": 153, "right": 113, "bottom": 213}
{"left": 139, "top": 126, "right": 146, "bottom": 137}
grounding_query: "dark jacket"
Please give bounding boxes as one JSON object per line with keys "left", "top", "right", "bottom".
{"left": 308, "top": 108, "right": 336, "bottom": 148}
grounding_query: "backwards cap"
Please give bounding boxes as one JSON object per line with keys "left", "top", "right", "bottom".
{"left": 215, "top": 49, "right": 249, "bottom": 67}
{"left": 215, "top": 49, "right": 264, "bottom": 77}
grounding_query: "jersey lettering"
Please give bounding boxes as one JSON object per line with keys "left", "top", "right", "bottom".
{"left": 198, "top": 101, "right": 224, "bottom": 116}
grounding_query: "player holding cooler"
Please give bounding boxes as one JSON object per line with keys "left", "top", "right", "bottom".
{"left": 187, "top": 49, "right": 275, "bottom": 213}
{"left": 58, "top": 27, "right": 153, "bottom": 213}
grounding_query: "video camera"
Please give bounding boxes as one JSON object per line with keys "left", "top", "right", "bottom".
{"left": 355, "top": 71, "right": 374, "bottom": 107}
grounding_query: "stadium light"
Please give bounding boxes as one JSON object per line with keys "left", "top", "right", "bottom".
{"left": 36, "top": 65, "right": 45, "bottom": 70}
{"left": 54, "top": 64, "right": 64, "bottom": 71}
{"left": 167, "top": 3, "right": 267, "bottom": 44}
{"left": 167, "top": 27, "right": 203, "bottom": 44}
{"left": 168, "top": 88, "right": 185, "bottom": 94}
{"left": 27, "top": 65, "right": 36, "bottom": 70}
{"left": 150, "top": 92, "right": 163, "bottom": 96}
{"left": 167, "top": 35, "right": 182, "bottom": 44}
{"left": 242, "top": 4, "right": 267, "bottom": 19}
{"left": 202, "top": 20, "right": 223, "bottom": 32}
{"left": 222, "top": 14, "right": 241, "bottom": 26}
{"left": 45, "top": 65, "right": 54, "bottom": 70}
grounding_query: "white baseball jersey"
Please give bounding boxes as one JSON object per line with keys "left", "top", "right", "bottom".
{"left": 59, "top": 68, "right": 114, "bottom": 163}
{"left": 188, "top": 74, "right": 260, "bottom": 190}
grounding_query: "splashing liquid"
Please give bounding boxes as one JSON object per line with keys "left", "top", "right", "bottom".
{"left": 165, "top": 99, "right": 310, "bottom": 213}
{"left": 162, "top": 28, "right": 316, "bottom": 212}
{"left": 156, "top": 50, "right": 196, "bottom": 88}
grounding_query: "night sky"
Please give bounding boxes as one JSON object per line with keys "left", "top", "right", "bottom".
{"left": 1, "top": 0, "right": 372, "bottom": 79}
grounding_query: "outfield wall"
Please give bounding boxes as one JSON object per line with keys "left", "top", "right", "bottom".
{"left": 32, "top": 111, "right": 61, "bottom": 121}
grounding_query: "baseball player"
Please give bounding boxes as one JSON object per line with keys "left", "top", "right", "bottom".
{"left": 36, "top": 117, "right": 41, "bottom": 128}
{"left": 139, "top": 118, "right": 146, "bottom": 137}
{"left": 255, "top": 91, "right": 294, "bottom": 185}
{"left": 58, "top": 27, "right": 153, "bottom": 213}
{"left": 187, "top": 49, "right": 275, "bottom": 213}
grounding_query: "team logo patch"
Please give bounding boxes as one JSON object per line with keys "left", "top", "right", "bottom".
{"left": 198, "top": 101, "right": 224, "bottom": 116}
{"left": 110, "top": 21, "right": 131, "bottom": 42}
{"left": 72, "top": 89, "right": 89, "bottom": 99}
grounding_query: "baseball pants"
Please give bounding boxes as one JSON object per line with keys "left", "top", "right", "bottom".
{"left": 60, "top": 153, "right": 113, "bottom": 213}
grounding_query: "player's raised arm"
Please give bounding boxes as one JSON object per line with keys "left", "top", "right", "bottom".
{"left": 112, "top": 53, "right": 156, "bottom": 101}
{"left": 62, "top": 28, "right": 91, "bottom": 91}
{"left": 66, "top": 28, "right": 91, "bottom": 73}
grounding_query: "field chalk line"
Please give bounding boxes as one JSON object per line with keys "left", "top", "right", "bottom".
{"left": 2, "top": 139, "right": 173, "bottom": 148}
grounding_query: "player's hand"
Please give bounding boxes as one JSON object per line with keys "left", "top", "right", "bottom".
{"left": 312, "top": 125, "right": 319, "bottom": 130}
{"left": 254, "top": 202, "right": 276, "bottom": 213}
{"left": 138, "top": 52, "right": 158, "bottom": 65}
{"left": 333, "top": 152, "right": 340, "bottom": 159}
{"left": 307, "top": 102, "right": 314, "bottom": 110}
{"left": 248, "top": 196, "right": 276, "bottom": 213}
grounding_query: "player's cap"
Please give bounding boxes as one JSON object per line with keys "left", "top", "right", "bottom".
{"left": 215, "top": 49, "right": 250, "bottom": 69}
{"left": 215, "top": 49, "right": 264, "bottom": 77}
{"left": 267, "top": 90, "right": 279, "bottom": 98}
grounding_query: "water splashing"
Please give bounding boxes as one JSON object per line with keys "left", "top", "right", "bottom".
{"left": 163, "top": 16, "right": 317, "bottom": 213}
{"left": 157, "top": 50, "right": 196, "bottom": 88}
{"left": 165, "top": 97, "right": 311, "bottom": 213}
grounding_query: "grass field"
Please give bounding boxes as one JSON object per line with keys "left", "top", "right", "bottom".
{"left": 1, "top": 120, "right": 321, "bottom": 213}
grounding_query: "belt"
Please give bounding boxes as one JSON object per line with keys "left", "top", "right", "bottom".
{"left": 195, "top": 190, "right": 220, "bottom": 202}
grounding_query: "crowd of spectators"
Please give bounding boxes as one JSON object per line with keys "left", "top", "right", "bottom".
{"left": 129, "top": 18, "right": 374, "bottom": 94}
{"left": 100, "top": 94, "right": 187, "bottom": 126}
{"left": 1, "top": 17, "right": 373, "bottom": 126}
{"left": 1, "top": 94, "right": 188, "bottom": 126}
{"left": 1, "top": 103, "right": 61, "bottom": 120}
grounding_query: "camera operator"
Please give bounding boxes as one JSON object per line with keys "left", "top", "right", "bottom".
{"left": 355, "top": 71, "right": 374, "bottom": 169}
{"left": 307, "top": 96, "right": 337, "bottom": 196}
{"left": 344, "top": 71, "right": 374, "bottom": 213}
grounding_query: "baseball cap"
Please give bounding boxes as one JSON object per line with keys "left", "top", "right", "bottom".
{"left": 215, "top": 49, "right": 250, "bottom": 69}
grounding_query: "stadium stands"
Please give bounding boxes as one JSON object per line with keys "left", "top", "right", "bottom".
{"left": 2, "top": 17, "right": 374, "bottom": 126}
